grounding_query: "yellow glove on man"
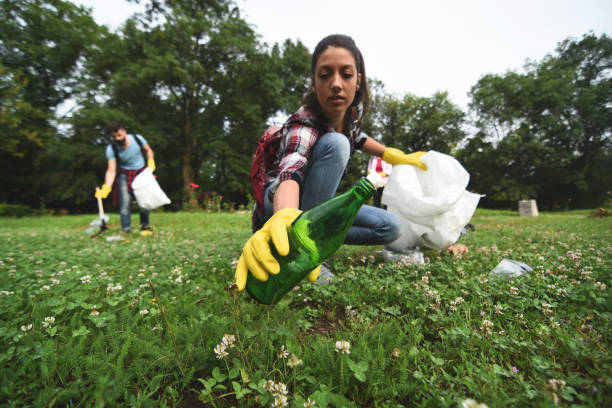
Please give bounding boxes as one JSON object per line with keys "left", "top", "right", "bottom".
{"left": 234, "top": 208, "right": 321, "bottom": 291}
{"left": 382, "top": 148, "right": 428, "bottom": 170}
{"left": 147, "top": 159, "right": 156, "bottom": 172}
{"left": 95, "top": 184, "right": 112, "bottom": 199}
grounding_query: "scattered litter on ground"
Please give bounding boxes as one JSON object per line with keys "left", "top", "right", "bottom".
{"left": 490, "top": 259, "right": 533, "bottom": 277}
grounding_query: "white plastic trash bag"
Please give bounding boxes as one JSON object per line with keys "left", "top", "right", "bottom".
{"left": 382, "top": 151, "right": 481, "bottom": 251}
{"left": 131, "top": 168, "right": 171, "bottom": 210}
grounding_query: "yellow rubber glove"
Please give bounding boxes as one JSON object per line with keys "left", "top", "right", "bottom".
{"left": 307, "top": 265, "right": 322, "bottom": 282}
{"left": 234, "top": 208, "right": 321, "bottom": 291}
{"left": 382, "top": 148, "right": 428, "bottom": 170}
{"left": 147, "top": 159, "right": 156, "bottom": 172}
{"left": 95, "top": 184, "right": 112, "bottom": 199}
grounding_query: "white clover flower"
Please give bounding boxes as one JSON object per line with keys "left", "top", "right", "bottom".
{"left": 335, "top": 340, "right": 351, "bottom": 354}
{"left": 222, "top": 334, "right": 236, "bottom": 348}
{"left": 264, "top": 380, "right": 276, "bottom": 392}
{"left": 278, "top": 345, "right": 289, "bottom": 359}
{"left": 273, "top": 382, "right": 288, "bottom": 396}
{"left": 481, "top": 319, "right": 494, "bottom": 335}
{"left": 107, "top": 283, "right": 122, "bottom": 292}
{"left": 139, "top": 309, "right": 149, "bottom": 316}
{"left": 80, "top": 275, "right": 91, "bottom": 284}
{"left": 287, "top": 353, "right": 303, "bottom": 368}
{"left": 273, "top": 394, "right": 288, "bottom": 408}
{"left": 462, "top": 398, "right": 489, "bottom": 408}
{"left": 495, "top": 304, "right": 504, "bottom": 314}
{"left": 303, "top": 398, "right": 316, "bottom": 408}
{"left": 90, "top": 307, "right": 100, "bottom": 316}
{"left": 425, "top": 288, "right": 438, "bottom": 298}
{"left": 20, "top": 324, "right": 33, "bottom": 332}
{"left": 41, "top": 285, "right": 51, "bottom": 291}
{"left": 479, "top": 275, "right": 488, "bottom": 284}
{"left": 594, "top": 281, "right": 607, "bottom": 290}
{"left": 392, "top": 348, "right": 400, "bottom": 358}
{"left": 541, "top": 303, "right": 554, "bottom": 314}
{"left": 50, "top": 278, "right": 60, "bottom": 285}
{"left": 214, "top": 343, "right": 228, "bottom": 359}
{"left": 547, "top": 378, "right": 566, "bottom": 392}
{"left": 42, "top": 316, "right": 55, "bottom": 328}
{"left": 510, "top": 286, "right": 519, "bottom": 295}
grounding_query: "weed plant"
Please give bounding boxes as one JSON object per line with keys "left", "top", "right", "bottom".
{"left": 0, "top": 210, "right": 610, "bottom": 407}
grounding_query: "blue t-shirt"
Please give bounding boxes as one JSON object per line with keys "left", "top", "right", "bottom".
{"left": 105, "top": 134, "right": 148, "bottom": 170}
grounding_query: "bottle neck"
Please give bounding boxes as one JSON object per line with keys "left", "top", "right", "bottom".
{"left": 353, "top": 177, "right": 376, "bottom": 201}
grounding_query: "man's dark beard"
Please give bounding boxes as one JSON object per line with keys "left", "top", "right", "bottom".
{"left": 116, "top": 138, "right": 127, "bottom": 147}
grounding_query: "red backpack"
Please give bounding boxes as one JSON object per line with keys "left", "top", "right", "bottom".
{"left": 250, "top": 125, "right": 282, "bottom": 232}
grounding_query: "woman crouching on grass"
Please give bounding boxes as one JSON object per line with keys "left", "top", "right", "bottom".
{"left": 233, "top": 34, "right": 428, "bottom": 290}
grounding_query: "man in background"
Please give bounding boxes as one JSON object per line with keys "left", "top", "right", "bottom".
{"left": 95, "top": 122, "right": 156, "bottom": 235}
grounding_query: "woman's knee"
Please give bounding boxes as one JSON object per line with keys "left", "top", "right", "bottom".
{"left": 314, "top": 132, "right": 350, "bottom": 164}
{"left": 380, "top": 211, "right": 401, "bottom": 244}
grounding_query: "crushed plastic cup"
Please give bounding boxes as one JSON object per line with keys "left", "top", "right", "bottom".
{"left": 105, "top": 235, "right": 123, "bottom": 242}
{"left": 382, "top": 247, "right": 426, "bottom": 265}
{"left": 490, "top": 259, "right": 533, "bottom": 277}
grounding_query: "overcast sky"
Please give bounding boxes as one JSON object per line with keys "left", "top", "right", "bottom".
{"left": 74, "top": 0, "right": 611, "bottom": 109}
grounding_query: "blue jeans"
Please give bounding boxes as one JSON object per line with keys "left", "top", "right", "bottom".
{"left": 264, "top": 131, "right": 400, "bottom": 245}
{"left": 118, "top": 172, "right": 150, "bottom": 232}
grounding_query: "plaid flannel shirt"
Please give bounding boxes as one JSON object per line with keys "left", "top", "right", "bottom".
{"left": 265, "top": 106, "right": 367, "bottom": 202}
{"left": 112, "top": 166, "right": 146, "bottom": 206}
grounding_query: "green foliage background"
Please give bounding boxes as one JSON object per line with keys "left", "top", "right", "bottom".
{"left": 0, "top": 0, "right": 611, "bottom": 211}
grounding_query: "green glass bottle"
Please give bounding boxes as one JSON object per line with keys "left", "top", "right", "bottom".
{"left": 245, "top": 173, "right": 383, "bottom": 304}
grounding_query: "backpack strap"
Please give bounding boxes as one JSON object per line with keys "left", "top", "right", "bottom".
{"left": 132, "top": 134, "right": 147, "bottom": 163}
{"left": 109, "top": 134, "right": 147, "bottom": 168}
{"left": 110, "top": 142, "right": 120, "bottom": 164}
{"left": 250, "top": 125, "right": 282, "bottom": 232}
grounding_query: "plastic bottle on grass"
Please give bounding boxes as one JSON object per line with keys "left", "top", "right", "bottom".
{"left": 246, "top": 172, "right": 385, "bottom": 304}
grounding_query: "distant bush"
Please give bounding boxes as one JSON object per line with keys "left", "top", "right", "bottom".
{"left": 0, "top": 203, "right": 33, "bottom": 217}
{"left": 590, "top": 191, "right": 611, "bottom": 218}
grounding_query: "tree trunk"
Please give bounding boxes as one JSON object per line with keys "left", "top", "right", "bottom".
{"left": 182, "top": 114, "right": 194, "bottom": 204}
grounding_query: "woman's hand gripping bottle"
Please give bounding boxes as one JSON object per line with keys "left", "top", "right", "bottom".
{"left": 245, "top": 172, "right": 385, "bottom": 304}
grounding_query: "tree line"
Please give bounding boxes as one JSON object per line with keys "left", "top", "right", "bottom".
{"left": 1, "top": 0, "right": 610, "bottom": 213}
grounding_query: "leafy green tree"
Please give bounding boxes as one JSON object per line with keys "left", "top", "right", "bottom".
{"left": 466, "top": 33, "right": 611, "bottom": 209}
{"left": 373, "top": 91, "right": 466, "bottom": 154}
{"left": 77, "top": 0, "right": 309, "bottom": 207}
{"left": 341, "top": 82, "right": 467, "bottom": 195}
{"left": 0, "top": 0, "right": 101, "bottom": 206}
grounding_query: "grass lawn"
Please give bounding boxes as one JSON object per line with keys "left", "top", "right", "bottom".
{"left": 0, "top": 209, "right": 610, "bottom": 407}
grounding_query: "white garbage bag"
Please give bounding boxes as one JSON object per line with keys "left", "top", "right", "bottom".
{"left": 382, "top": 151, "right": 481, "bottom": 251}
{"left": 131, "top": 168, "right": 171, "bottom": 210}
